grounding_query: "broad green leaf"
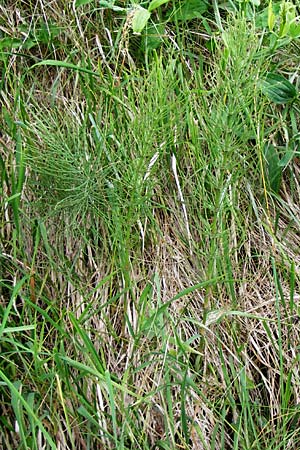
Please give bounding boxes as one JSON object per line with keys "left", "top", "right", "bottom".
{"left": 289, "top": 19, "right": 300, "bottom": 38}
{"left": 75, "top": 0, "right": 94, "bottom": 7}
{"left": 256, "top": 3, "right": 281, "bottom": 29}
{"left": 264, "top": 144, "right": 282, "bottom": 194}
{"left": 148, "top": 0, "right": 169, "bottom": 12}
{"left": 261, "top": 73, "right": 297, "bottom": 104}
{"left": 279, "top": 1, "right": 296, "bottom": 37}
{"left": 131, "top": 7, "right": 151, "bottom": 33}
{"left": 0, "top": 38, "right": 23, "bottom": 49}
{"left": 169, "top": 0, "right": 208, "bottom": 22}
{"left": 142, "top": 24, "right": 164, "bottom": 51}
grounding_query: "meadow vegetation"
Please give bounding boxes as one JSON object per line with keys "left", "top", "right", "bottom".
{"left": 1, "top": 0, "right": 300, "bottom": 448}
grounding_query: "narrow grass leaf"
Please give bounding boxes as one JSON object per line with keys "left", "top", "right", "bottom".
{"left": 1, "top": 325, "right": 35, "bottom": 333}
{"left": 0, "top": 276, "right": 29, "bottom": 337}
{"left": 69, "top": 312, "right": 105, "bottom": 375}
{"left": 180, "top": 369, "right": 189, "bottom": 444}
{"left": 105, "top": 370, "right": 118, "bottom": 447}
{"left": 31, "top": 60, "right": 100, "bottom": 76}
{"left": 0, "top": 371, "right": 57, "bottom": 449}
{"left": 11, "top": 381, "right": 27, "bottom": 447}
{"left": 60, "top": 356, "right": 138, "bottom": 398}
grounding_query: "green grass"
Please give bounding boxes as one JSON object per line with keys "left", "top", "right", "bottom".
{"left": 1, "top": 1, "right": 300, "bottom": 449}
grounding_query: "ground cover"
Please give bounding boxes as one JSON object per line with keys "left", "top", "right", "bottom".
{"left": 1, "top": 1, "right": 300, "bottom": 448}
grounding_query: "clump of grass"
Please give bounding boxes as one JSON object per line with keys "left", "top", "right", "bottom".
{"left": 1, "top": 2, "right": 300, "bottom": 449}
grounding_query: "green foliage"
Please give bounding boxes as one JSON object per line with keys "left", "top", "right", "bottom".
{"left": 75, "top": 0, "right": 95, "bottom": 6}
{"left": 255, "top": 0, "right": 300, "bottom": 54}
{"left": 148, "top": 0, "right": 170, "bottom": 12}
{"left": 168, "top": 0, "right": 209, "bottom": 22}
{"left": 1, "top": 2, "right": 300, "bottom": 449}
{"left": 73, "top": 0, "right": 212, "bottom": 54}
{"left": 132, "top": 6, "right": 151, "bottom": 33}
{"left": 264, "top": 143, "right": 282, "bottom": 193}
{"left": 0, "top": 20, "right": 61, "bottom": 52}
{"left": 261, "top": 72, "right": 298, "bottom": 104}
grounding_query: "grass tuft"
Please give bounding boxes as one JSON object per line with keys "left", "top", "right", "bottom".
{"left": 1, "top": 3, "right": 300, "bottom": 449}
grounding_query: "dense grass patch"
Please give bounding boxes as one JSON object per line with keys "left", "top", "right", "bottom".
{"left": 1, "top": 1, "right": 300, "bottom": 449}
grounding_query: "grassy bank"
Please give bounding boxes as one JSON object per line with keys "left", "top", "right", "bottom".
{"left": 1, "top": 1, "right": 300, "bottom": 448}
